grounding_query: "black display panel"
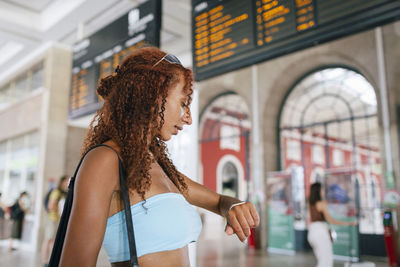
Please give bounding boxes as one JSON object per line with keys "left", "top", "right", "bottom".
{"left": 194, "top": 0, "right": 255, "bottom": 68}
{"left": 192, "top": 0, "right": 400, "bottom": 81}
{"left": 69, "top": 0, "right": 161, "bottom": 119}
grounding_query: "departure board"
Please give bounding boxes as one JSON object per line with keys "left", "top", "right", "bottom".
{"left": 194, "top": 0, "right": 254, "bottom": 68}
{"left": 69, "top": 0, "right": 161, "bottom": 119}
{"left": 192, "top": 0, "right": 400, "bottom": 81}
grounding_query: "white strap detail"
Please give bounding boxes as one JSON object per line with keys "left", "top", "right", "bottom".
{"left": 229, "top": 201, "right": 246, "bottom": 211}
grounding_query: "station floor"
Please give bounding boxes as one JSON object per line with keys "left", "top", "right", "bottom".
{"left": 0, "top": 233, "right": 389, "bottom": 267}
{"left": 0, "top": 214, "right": 389, "bottom": 267}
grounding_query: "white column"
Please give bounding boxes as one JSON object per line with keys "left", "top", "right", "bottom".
{"left": 34, "top": 45, "right": 71, "bottom": 252}
{"left": 375, "top": 27, "right": 395, "bottom": 189}
{"left": 77, "top": 22, "right": 85, "bottom": 40}
{"left": 32, "top": 73, "right": 51, "bottom": 252}
{"left": 251, "top": 65, "right": 266, "bottom": 248}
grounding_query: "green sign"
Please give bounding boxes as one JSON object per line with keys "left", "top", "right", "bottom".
{"left": 385, "top": 171, "right": 395, "bottom": 189}
{"left": 266, "top": 174, "right": 295, "bottom": 252}
{"left": 325, "top": 170, "right": 359, "bottom": 260}
{"left": 331, "top": 218, "right": 358, "bottom": 259}
{"left": 268, "top": 206, "right": 295, "bottom": 252}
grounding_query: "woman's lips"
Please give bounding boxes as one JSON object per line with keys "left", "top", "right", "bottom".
{"left": 173, "top": 125, "right": 182, "bottom": 134}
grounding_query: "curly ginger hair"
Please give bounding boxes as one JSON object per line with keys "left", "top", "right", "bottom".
{"left": 82, "top": 47, "right": 193, "bottom": 200}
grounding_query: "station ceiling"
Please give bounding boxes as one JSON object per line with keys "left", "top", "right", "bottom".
{"left": 0, "top": 0, "right": 191, "bottom": 83}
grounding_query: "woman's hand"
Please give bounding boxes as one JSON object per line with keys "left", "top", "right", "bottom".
{"left": 318, "top": 201, "right": 358, "bottom": 227}
{"left": 178, "top": 174, "right": 260, "bottom": 242}
{"left": 224, "top": 202, "right": 259, "bottom": 242}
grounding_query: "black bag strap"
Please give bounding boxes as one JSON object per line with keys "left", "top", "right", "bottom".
{"left": 49, "top": 143, "right": 138, "bottom": 267}
{"left": 49, "top": 144, "right": 104, "bottom": 267}
{"left": 117, "top": 152, "right": 139, "bottom": 267}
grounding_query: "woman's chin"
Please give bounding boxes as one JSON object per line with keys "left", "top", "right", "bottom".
{"left": 159, "top": 134, "right": 172, "bottom": 141}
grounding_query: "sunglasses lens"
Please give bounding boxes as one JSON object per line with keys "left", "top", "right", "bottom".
{"left": 164, "top": 54, "right": 182, "bottom": 65}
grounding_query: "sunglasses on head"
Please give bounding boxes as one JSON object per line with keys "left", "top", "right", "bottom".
{"left": 152, "top": 54, "right": 182, "bottom": 67}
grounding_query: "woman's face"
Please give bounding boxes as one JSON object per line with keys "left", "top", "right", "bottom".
{"left": 61, "top": 179, "right": 69, "bottom": 192}
{"left": 159, "top": 76, "right": 192, "bottom": 141}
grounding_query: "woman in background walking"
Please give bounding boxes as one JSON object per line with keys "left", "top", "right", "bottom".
{"left": 308, "top": 182, "right": 356, "bottom": 267}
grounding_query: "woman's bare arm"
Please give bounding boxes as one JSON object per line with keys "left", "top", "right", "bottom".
{"left": 181, "top": 173, "right": 259, "bottom": 242}
{"left": 317, "top": 201, "right": 356, "bottom": 226}
{"left": 60, "top": 147, "right": 119, "bottom": 267}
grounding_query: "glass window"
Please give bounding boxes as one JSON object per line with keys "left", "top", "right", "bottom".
{"left": 25, "top": 132, "right": 39, "bottom": 210}
{"left": 8, "top": 169, "right": 22, "bottom": 202}
{"left": 10, "top": 135, "right": 25, "bottom": 163}
{"left": 332, "top": 149, "right": 343, "bottom": 166}
{"left": 31, "top": 64, "right": 44, "bottom": 91}
{"left": 0, "top": 169, "right": 4, "bottom": 195}
{"left": 2, "top": 132, "right": 39, "bottom": 208}
{"left": 15, "top": 75, "right": 28, "bottom": 98}
{"left": 0, "top": 141, "right": 6, "bottom": 171}
{"left": 221, "top": 161, "right": 238, "bottom": 198}
{"left": 280, "top": 67, "right": 382, "bottom": 235}
{"left": 312, "top": 145, "right": 324, "bottom": 164}
{"left": 286, "top": 139, "right": 301, "bottom": 161}
{"left": 0, "top": 61, "right": 44, "bottom": 111}
{"left": 0, "top": 83, "right": 13, "bottom": 109}
{"left": 27, "top": 131, "right": 39, "bottom": 167}
{"left": 0, "top": 142, "right": 6, "bottom": 193}
{"left": 220, "top": 125, "right": 240, "bottom": 151}
{"left": 8, "top": 136, "right": 25, "bottom": 201}
{"left": 26, "top": 167, "right": 36, "bottom": 211}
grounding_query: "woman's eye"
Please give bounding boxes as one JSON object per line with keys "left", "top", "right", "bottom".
{"left": 181, "top": 102, "right": 186, "bottom": 107}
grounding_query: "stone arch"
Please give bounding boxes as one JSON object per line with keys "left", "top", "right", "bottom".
{"left": 273, "top": 62, "right": 384, "bottom": 240}
{"left": 262, "top": 53, "right": 379, "bottom": 175}
{"left": 199, "top": 91, "right": 251, "bottom": 199}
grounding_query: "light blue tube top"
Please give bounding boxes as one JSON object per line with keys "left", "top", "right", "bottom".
{"left": 102, "top": 192, "right": 202, "bottom": 263}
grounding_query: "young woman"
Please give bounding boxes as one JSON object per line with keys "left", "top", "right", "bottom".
{"left": 307, "top": 182, "right": 357, "bottom": 267}
{"left": 59, "top": 47, "right": 259, "bottom": 267}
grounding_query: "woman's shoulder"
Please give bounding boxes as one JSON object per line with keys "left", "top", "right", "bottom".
{"left": 84, "top": 144, "right": 120, "bottom": 163}
{"left": 76, "top": 144, "right": 121, "bottom": 190}
{"left": 315, "top": 200, "right": 327, "bottom": 211}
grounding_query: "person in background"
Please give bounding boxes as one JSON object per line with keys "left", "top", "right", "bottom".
{"left": 0, "top": 192, "right": 6, "bottom": 239}
{"left": 307, "top": 182, "right": 357, "bottom": 267}
{"left": 0, "top": 192, "right": 5, "bottom": 214}
{"left": 41, "top": 175, "right": 69, "bottom": 267}
{"left": 8, "top": 191, "right": 29, "bottom": 251}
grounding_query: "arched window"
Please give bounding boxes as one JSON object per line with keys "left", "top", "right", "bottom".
{"left": 200, "top": 93, "right": 250, "bottom": 200}
{"left": 221, "top": 161, "right": 239, "bottom": 198}
{"left": 279, "top": 67, "right": 382, "bottom": 235}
